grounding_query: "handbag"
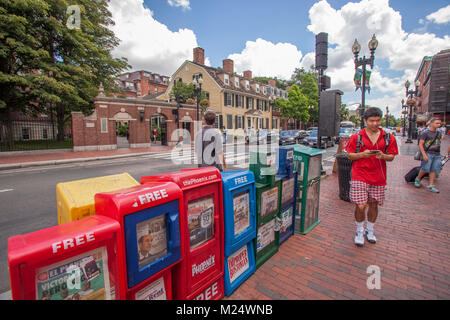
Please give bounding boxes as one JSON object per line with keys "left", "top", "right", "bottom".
{"left": 414, "top": 131, "right": 438, "bottom": 161}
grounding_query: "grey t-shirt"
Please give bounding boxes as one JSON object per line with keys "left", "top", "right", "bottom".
{"left": 194, "top": 126, "right": 224, "bottom": 170}
{"left": 419, "top": 129, "right": 441, "bottom": 155}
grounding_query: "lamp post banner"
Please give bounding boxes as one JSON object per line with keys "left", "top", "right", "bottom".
{"left": 354, "top": 68, "right": 371, "bottom": 93}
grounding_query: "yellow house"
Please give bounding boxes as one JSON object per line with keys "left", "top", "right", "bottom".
{"left": 158, "top": 47, "right": 287, "bottom": 137}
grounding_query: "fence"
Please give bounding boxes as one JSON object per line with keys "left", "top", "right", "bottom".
{"left": 0, "top": 118, "right": 72, "bottom": 152}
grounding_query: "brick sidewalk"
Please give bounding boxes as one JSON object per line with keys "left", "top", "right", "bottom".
{"left": 228, "top": 145, "right": 450, "bottom": 300}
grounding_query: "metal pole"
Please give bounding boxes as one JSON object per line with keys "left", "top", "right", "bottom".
{"left": 361, "top": 63, "right": 366, "bottom": 129}
{"left": 406, "top": 99, "right": 413, "bottom": 143}
{"left": 317, "top": 69, "right": 323, "bottom": 149}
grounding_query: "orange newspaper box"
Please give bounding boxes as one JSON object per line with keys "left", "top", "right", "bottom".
{"left": 8, "top": 215, "right": 122, "bottom": 300}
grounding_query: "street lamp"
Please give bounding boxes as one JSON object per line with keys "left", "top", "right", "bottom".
{"left": 193, "top": 75, "right": 203, "bottom": 123}
{"left": 404, "top": 79, "right": 420, "bottom": 143}
{"left": 401, "top": 99, "right": 407, "bottom": 137}
{"left": 352, "top": 34, "right": 378, "bottom": 129}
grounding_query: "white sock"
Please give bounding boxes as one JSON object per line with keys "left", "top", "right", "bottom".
{"left": 355, "top": 221, "right": 364, "bottom": 232}
{"left": 367, "top": 221, "right": 375, "bottom": 232}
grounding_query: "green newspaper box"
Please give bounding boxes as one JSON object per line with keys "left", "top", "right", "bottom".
{"left": 250, "top": 148, "right": 281, "bottom": 269}
{"left": 293, "top": 145, "right": 325, "bottom": 234}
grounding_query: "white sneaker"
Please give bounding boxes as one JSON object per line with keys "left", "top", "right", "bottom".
{"left": 365, "top": 228, "right": 377, "bottom": 244}
{"left": 354, "top": 229, "right": 364, "bottom": 247}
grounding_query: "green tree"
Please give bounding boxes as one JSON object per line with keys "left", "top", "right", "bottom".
{"left": 274, "top": 84, "right": 310, "bottom": 125}
{"left": 349, "top": 114, "right": 360, "bottom": 127}
{"left": 0, "top": 0, "right": 52, "bottom": 147}
{"left": 0, "top": 0, "right": 129, "bottom": 141}
{"left": 170, "top": 81, "right": 208, "bottom": 103}
{"left": 340, "top": 104, "right": 349, "bottom": 120}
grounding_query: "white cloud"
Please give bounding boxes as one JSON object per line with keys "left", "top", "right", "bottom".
{"left": 227, "top": 38, "right": 303, "bottom": 80}
{"left": 426, "top": 5, "right": 450, "bottom": 24}
{"left": 302, "top": 0, "right": 449, "bottom": 116}
{"left": 108, "top": 0, "right": 198, "bottom": 76}
{"left": 167, "top": 0, "right": 191, "bottom": 11}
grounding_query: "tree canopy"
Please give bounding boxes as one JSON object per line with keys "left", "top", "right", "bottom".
{"left": 0, "top": 0, "right": 129, "bottom": 140}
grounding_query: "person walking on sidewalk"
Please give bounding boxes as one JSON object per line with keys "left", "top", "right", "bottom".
{"left": 345, "top": 107, "right": 398, "bottom": 247}
{"left": 195, "top": 111, "right": 226, "bottom": 171}
{"left": 414, "top": 118, "right": 442, "bottom": 193}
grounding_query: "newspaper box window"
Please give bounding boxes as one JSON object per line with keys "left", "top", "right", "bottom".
{"left": 95, "top": 182, "right": 183, "bottom": 299}
{"left": 7, "top": 215, "right": 122, "bottom": 300}
{"left": 221, "top": 170, "right": 257, "bottom": 296}
{"left": 141, "top": 167, "right": 225, "bottom": 300}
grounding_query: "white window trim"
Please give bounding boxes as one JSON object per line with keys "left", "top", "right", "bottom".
{"left": 235, "top": 78, "right": 239, "bottom": 87}
{"left": 224, "top": 74, "right": 229, "bottom": 85}
{"left": 246, "top": 80, "right": 250, "bottom": 90}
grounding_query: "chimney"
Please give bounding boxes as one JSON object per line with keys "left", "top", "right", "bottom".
{"left": 243, "top": 70, "right": 252, "bottom": 81}
{"left": 222, "top": 59, "right": 234, "bottom": 74}
{"left": 193, "top": 47, "right": 205, "bottom": 65}
{"left": 268, "top": 79, "right": 276, "bottom": 87}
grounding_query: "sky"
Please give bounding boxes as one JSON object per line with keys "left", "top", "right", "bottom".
{"left": 107, "top": 0, "right": 450, "bottom": 117}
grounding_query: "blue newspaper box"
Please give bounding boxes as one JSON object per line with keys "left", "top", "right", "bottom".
{"left": 221, "top": 170, "right": 256, "bottom": 296}
{"left": 277, "top": 146, "right": 295, "bottom": 179}
{"left": 276, "top": 147, "right": 297, "bottom": 244}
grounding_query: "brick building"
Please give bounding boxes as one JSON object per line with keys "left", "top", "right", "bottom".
{"left": 414, "top": 49, "right": 450, "bottom": 124}
{"left": 71, "top": 88, "right": 196, "bottom": 151}
{"left": 116, "top": 70, "right": 170, "bottom": 98}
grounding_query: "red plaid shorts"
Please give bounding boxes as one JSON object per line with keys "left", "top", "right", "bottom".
{"left": 350, "top": 180, "right": 386, "bottom": 206}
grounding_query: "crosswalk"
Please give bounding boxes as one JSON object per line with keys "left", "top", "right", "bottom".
{"left": 143, "top": 149, "right": 250, "bottom": 168}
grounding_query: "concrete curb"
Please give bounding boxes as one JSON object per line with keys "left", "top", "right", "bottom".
{"left": 0, "top": 151, "right": 166, "bottom": 171}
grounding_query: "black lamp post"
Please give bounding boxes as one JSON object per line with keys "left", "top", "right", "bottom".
{"left": 352, "top": 34, "right": 378, "bottom": 129}
{"left": 385, "top": 106, "right": 389, "bottom": 128}
{"left": 405, "top": 79, "right": 420, "bottom": 144}
{"left": 193, "top": 75, "right": 203, "bottom": 123}
{"left": 401, "top": 99, "right": 407, "bottom": 137}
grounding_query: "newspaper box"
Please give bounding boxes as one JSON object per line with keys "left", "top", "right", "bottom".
{"left": 293, "top": 145, "right": 325, "bottom": 234}
{"left": 277, "top": 146, "right": 295, "bottom": 178}
{"left": 221, "top": 170, "right": 256, "bottom": 296}
{"left": 254, "top": 216, "right": 279, "bottom": 269}
{"left": 95, "top": 182, "right": 183, "bottom": 299}
{"left": 8, "top": 215, "right": 122, "bottom": 300}
{"left": 221, "top": 170, "right": 256, "bottom": 256}
{"left": 56, "top": 173, "right": 139, "bottom": 224}
{"left": 278, "top": 173, "right": 297, "bottom": 244}
{"left": 141, "top": 167, "right": 224, "bottom": 300}
{"left": 249, "top": 148, "right": 278, "bottom": 186}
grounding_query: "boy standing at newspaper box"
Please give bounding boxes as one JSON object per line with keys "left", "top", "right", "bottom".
{"left": 345, "top": 107, "right": 398, "bottom": 247}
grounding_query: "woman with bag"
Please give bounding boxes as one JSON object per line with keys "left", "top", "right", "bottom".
{"left": 414, "top": 118, "right": 442, "bottom": 192}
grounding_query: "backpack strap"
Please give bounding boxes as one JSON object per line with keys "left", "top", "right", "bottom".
{"left": 356, "top": 134, "right": 363, "bottom": 153}
{"left": 384, "top": 133, "right": 390, "bottom": 154}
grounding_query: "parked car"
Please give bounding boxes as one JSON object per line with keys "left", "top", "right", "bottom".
{"left": 246, "top": 129, "right": 274, "bottom": 145}
{"left": 303, "top": 129, "right": 335, "bottom": 148}
{"left": 336, "top": 127, "right": 355, "bottom": 144}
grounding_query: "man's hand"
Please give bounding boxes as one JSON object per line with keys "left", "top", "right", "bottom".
{"left": 361, "top": 149, "right": 375, "bottom": 158}
{"left": 423, "top": 154, "right": 429, "bottom": 163}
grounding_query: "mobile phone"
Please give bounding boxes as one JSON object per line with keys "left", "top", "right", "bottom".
{"left": 370, "top": 150, "right": 381, "bottom": 153}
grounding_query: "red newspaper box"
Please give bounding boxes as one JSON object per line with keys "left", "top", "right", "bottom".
{"left": 8, "top": 215, "right": 122, "bottom": 300}
{"left": 141, "top": 167, "right": 224, "bottom": 300}
{"left": 94, "top": 182, "right": 183, "bottom": 300}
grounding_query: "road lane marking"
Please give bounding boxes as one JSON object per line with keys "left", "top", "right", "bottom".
{"left": 0, "top": 189, "right": 13, "bottom": 193}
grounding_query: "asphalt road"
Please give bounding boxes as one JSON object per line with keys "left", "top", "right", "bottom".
{"left": 0, "top": 143, "right": 338, "bottom": 296}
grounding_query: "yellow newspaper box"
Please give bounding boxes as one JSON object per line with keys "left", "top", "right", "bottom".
{"left": 56, "top": 173, "right": 139, "bottom": 224}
